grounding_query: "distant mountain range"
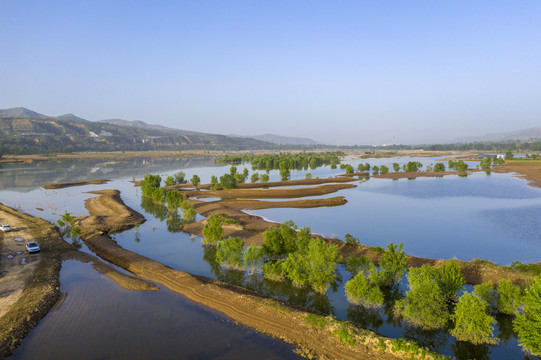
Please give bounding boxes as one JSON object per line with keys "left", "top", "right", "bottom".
{"left": 229, "top": 133, "right": 324, "bottom": 145}
{"left": 0, "top": 107, "right": 328, "bottom": 154}
{"left": 453, "top": 126, "right": 541, "bottom": 143}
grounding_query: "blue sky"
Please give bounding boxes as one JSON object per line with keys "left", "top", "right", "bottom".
{"left": 1, "top": 1, "right": 540, "bottom": 145}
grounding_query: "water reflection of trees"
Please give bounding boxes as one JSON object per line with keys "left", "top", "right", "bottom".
{"left": 347, "top": 305, "right": 383, "bottom": 330}
{"left": 495, "top": 314, "right": 517, "bottom": 344}
{"left": 140, "top": 197, "right": 190, "bottom": 233}
{"left": 403, "top": 326, "right": 448, "bottom": 352}
{"left": 451, "top": 341, "right": 491, "bottom": 360}
{"left": 201, "top": 244, "right": 334, "bottom": 314}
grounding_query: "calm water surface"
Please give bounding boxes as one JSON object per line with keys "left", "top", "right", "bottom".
{"left": 2, "top": 156, "right": 540, "bottom": 359}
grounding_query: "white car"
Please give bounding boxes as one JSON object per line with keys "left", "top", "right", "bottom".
{"left": 26, "top": 242, "right": 40, "bottom": 253}
{"left": 0, "top": 224, "right": 11, "bottom": 232}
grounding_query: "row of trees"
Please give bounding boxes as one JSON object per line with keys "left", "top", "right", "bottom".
{"left": 343, "top": 248, "right": 541, "bottom": 353}
{"left": 215, "top": 152, "right": 343, "bottom": 172}
{"left": 203, "top": 218, "right": 342, "bottom": 294}
{"left": 140, "top": 173, "right": 196, "bottom": 222}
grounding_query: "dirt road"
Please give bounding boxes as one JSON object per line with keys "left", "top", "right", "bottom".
{"left": 0, "top": 213, "right": 40, "bottom": 319}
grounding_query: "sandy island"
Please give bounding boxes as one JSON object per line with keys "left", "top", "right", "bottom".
{"left": 43, "top": 179, "right": 111, "bottom": 189}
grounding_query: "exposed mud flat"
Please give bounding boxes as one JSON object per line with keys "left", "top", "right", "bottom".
{"left": 43, "top": 179, "right": 110, "bottom": 189}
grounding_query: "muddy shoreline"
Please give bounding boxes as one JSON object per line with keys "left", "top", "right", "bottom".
{"left": 43, "top": 179, "right": 110, "bottom": 189}
{"left": 76, "top": 190, "right": 430, "bottom": 360}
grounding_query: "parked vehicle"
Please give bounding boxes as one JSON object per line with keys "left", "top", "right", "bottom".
{"left": 26, "top": 241, "right": 40, "bottom": 253}
{"left": 0, "top": 224, "right": 11, "bottom": 232}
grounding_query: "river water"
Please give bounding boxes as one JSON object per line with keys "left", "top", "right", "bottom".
{"left": 1, "top": 155, "right": 540, "bottom": 359}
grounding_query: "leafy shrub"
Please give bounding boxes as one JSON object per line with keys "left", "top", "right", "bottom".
{"left": 514, "top": 277, "right": 541, "bottom": 356}
{"left": 378, "top": 243, "right": 407, "bottom": 287}
{"left": 345, "top": 255, "right": 371, "bottom": 277}
{"left": 344, "top": 233, "right": 360, "bottom": 246}
{"left": 396, "top": 264, "right": 449, "bottom": 329}
{"left": 451, "top": 292, "right": 498, "bottom": 345}
{"left": 345, "top": 263, "right": 384, "bottom": 309}
{"left": 473, "top": 281, "right": 496, "bottom": 312}
{"left": 202, "top": 214, "right": 224, "bottom": 245}
{"left": 497, "top": 279, "right": 522, "bottom": 315}
{"left": 216, "top": 237, "right": 245, "bottom": 269}
{"left": 436, "top": 260, "right": 465, "bottom": 302}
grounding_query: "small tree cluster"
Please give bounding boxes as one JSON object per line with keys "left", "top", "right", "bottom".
{"left": 448, "top": 160, "right": 468, "bottom": 172}
{"left": 396, "top": 260, "right": 465, "bottom": 330}
{"left": 202, "top": 214, "right": 225, "bottom": 244}
{"left": 513, "top": 277, "right": 541, "bottom": 356}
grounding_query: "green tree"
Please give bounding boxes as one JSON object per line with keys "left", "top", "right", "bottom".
{"left": 174, "top": 171, "right": 187, "bottom": 184}
{"left": 473, "top": 281, "right": 496, "bottom": 311}
{"left": 345, "top": 255, "right": 371, "bottom": 277}
{"left": 282, "top": 237, "right": 342, "bottom": 294}
{"left": 505, "top": 151, "right": 514, "bottom": 160}
{"left": 230, "top": 166, "right": 237, "bottom": 176}
{"left": 140, "top": 174, "right": 162, "bottom": 198}
{"left": 433, "top": 163, "right": 446, "bottom": 172}
{"left": 164, "top": 175, "right": 176, "bottom": 186}
{"left": 451, "top": 292, "right": 498, "bottom": 345}
{"left": 262, "top": 222, "right": 298, "bottom": 260}
{"left": 261, "top": 173, "right": 269, "bottom": 182}
{"left": 216, "top": 237, "right": 245, "bottom": 269}
{"left": 305, "top": 172, "right": 313, "bottom": 179}
{"left": 250, "top": 172, "right": 260, "bottom": 183}
{"left": 372, "top": 165, "right": 379, "bottom": 175}
{"left": 380, "top": 165, "right": 389, "bottom": 175}
{"left": 436, "top": 260, "right": 465, "bottom": 302}
{"left": 378, "top": 243, "right": 407, "bottom": 287}
{"left": 220, "top": 173, "right": 237, "bottom": 189}
{"left": 344, "top": 164, "right": 354, "bottom": 174}
{"left": 396, "top": 264, "right": 449, "bottom": 329}
{"left": 344, "top": 233, "right": 360, "bottom": 246}
{"left": 202, "top": 214, "right": 224, "bottom": 245}
{"left": 165, "top": 189, "right": 183, "bottom": 210}
{"left": 345, "top": 264, "right": 384, "bottom": 309}
{"left": 514, "top": 277, "right": 541, "bottom": 356}
{"left": 497, "top": 279, "right": 522, "bottom": 315}
{"left": 392, "top": 163, "right": 400, "bottom": 172}
{"left": 244, "top": 244, "right": 264, "bottom": 273}
{"left": 191, "top": 174, "right": 201, "bottom": 188}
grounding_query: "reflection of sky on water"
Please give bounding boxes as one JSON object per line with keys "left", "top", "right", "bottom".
{"left": 1, "top": 156, "right": 536, "bottom": 359}
{"left": 10, "top": 260, "right": 301, "bottom": 360}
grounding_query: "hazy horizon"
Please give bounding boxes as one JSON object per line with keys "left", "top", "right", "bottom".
{"left": 2, "top": 1, "right": 540, "bottom": 145}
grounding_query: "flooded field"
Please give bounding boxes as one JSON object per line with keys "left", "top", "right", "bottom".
{"left": 2, "top": 155, "right": 541, "bottom": 359}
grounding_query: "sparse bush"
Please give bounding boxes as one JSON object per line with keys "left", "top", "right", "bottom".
{"left": 344, "top": 233, "right": 360, "bottom": 246}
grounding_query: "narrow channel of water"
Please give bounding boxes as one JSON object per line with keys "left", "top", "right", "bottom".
{"left": 9, "top": 260, "right": 302, "bottom": 360}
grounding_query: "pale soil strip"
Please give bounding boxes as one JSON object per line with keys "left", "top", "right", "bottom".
{"left": 43, "top": 179, "right": 110, "bottom": 189}
{"left": 82, "top": 234, "right": 399, "bottom": 360}
{"left": 61, "top": 250, "right": 158, "bottom": 291}
{"left": 184, "top": 183, "right": 357, "bottom": 199}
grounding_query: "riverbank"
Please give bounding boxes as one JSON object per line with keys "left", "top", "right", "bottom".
{"left": 0, "top": 201, "right": 157, "bottom": 358}
{"left": 77, "top": 190, "right": 443, "bottom": 360}
{"left": 0, "top": 204, "right": 68, "bottom": 358}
